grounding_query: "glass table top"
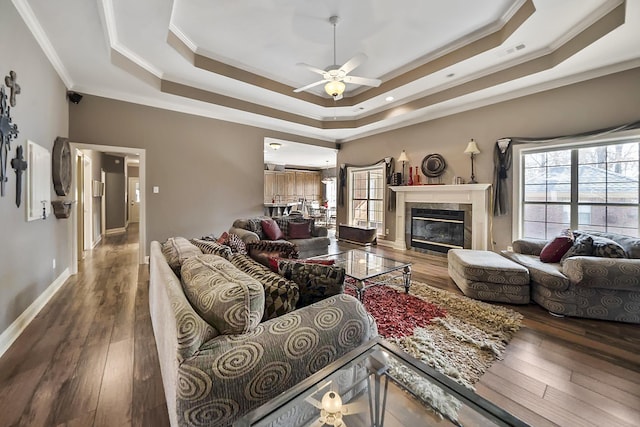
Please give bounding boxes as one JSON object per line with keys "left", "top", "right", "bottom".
{"left": 312, "top": 250, "right": 411, "bottom": 282}
{"left": 234, "top": 338, "right": 527, "bottom": 427}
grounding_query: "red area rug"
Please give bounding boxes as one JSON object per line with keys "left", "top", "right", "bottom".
{"left": 344, "top": 279, "right": 523, "bottom": 421}
{"left": 345, "top": 285, "right": 447, "bottom": 337}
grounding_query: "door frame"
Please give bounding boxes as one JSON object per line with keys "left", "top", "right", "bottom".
{"left": 69, "top": 143, "right": 147, "bottom": 274}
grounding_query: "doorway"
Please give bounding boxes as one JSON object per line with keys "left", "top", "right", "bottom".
{"left": 69, "top": 143, "right": 147, "bottom": 274}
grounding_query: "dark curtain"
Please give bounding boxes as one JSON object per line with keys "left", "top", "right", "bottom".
{"left": 492, "top": 120, "right": 640, "bottom": 216}
{"left": 339, "top": 157, "right": 395, "bottom": 210}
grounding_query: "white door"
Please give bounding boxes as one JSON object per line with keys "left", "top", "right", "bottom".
{"left": 128, "top": 177, "right": 140, "bottom": 223}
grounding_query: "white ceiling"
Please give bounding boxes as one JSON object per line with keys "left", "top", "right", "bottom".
{"left": 14, "top": 0, "right": 640, "bottom": 147}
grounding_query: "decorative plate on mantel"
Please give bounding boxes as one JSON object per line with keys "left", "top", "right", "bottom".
{"left": 421, "top": 153, "right": 446, "bottom": 177}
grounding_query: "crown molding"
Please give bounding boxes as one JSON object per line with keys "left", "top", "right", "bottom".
{"left": 12, "top": 0, "right": 73, "bottom": 88}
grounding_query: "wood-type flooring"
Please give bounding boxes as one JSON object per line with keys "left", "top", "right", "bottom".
{"left": 0, "top": 227, "right": 638, "bottom": 426}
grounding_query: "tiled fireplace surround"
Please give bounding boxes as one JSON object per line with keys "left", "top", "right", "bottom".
{"left": 389, "top": 184, "right": 491, "bottom": 251}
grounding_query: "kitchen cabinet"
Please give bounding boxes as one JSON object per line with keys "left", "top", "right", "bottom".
{"left": 265, "top": 169, "right": 322, "bottom": 206}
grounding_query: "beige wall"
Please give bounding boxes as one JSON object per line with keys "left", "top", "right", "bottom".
{"left": 69, "top": 95, "right": 333, "bottom": 245}
{"left": 338, "top": 67, "right": 640, "bottom": 250}
{"left": 0, "top": 3, "right": 70, "bottom": 334}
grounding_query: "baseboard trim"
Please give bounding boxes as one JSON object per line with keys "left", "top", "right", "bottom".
{"left": 92, "top": 234, "right": 102, "bottom": 248}
{"left": 105, "top": 227, "right": 126, "bottom": 235}
{"left": 0, "top": 268, "right": 71, "bottom": 358}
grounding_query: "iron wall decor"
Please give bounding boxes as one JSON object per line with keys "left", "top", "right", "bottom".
{"left": 5, "top": 70, "right": 20, "bottom": 107}
{"left": 11, "top": 144, "right": 27, "bottom": 207}
{"left": 52, "top": 136, "right": 72, "bottom": 196}
{"left": 421, "top": 153, "right": 447, "bottom": 177}
{"left": 0, "top": 85, "right": 19, "bottom": 197}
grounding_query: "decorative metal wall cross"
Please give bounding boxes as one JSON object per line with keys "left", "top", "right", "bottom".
{"left": 11, "top": 145, "right": 27, "bottom": 207}
{"left": 0, "top": 85, "right": 19, "bottom": 197}
{"left": 5, "top": 70, "right": 20, "bottom": 107}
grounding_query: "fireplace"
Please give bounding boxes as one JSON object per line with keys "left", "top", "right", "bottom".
{"left": 411, "top": 208, "right": 465, "bottom": 253}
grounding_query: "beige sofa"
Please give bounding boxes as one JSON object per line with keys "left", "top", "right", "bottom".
{"left": 149, "top": 239, "right": 377, "bottom": 426}
{"left": 502, "top": 230, "right": 640, "bottom": 323}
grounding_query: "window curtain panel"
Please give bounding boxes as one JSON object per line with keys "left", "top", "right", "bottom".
{"left": 492, "top": 120, "right": 640, "bottom": 217}
{"left": 338, "top": 157, "right": 395, "bottom": 211}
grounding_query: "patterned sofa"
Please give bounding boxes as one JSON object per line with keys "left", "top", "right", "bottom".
{"left": 229, "top": 216, "right": 330, "bottom": 258}
{"left": 501, "top": 231, "right": 640, "bottom": 323}
{"left": 149, "top": 238, "right": 377, "bottom": 427}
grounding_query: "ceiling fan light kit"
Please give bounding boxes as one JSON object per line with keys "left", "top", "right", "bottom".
{"left": 294, "top": 15, "right": 381, "bottom": 101}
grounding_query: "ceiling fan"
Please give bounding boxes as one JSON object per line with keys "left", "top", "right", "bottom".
{"left": 294, "top": 16, "right": 381, "bottom": 101}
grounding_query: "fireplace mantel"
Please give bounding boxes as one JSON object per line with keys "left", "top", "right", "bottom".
{"left": 390, "top": 184, "right": 491, "bottom": 251}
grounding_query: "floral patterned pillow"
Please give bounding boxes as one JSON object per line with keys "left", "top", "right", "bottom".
{"left": 276, "top": 260, "right": 345, "bottom": 307}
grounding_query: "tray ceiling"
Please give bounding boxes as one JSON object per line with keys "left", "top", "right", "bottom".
{"left": 14, "top": 0, "right": 640, "bottom": 142}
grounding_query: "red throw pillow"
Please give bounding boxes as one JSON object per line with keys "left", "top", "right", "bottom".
{"left": 216, "top": 231, "right": 229, "bottom": 244}
{"left": 268, "top": 257, "right": 335, "bottom": 273}
{"left": 287, "top": 220, "right": 312, "bottom": 239}
{"left": 540, "top": 235, "right": 574, "bottom": 263}
{"left": 261, "top": 219, "right": 285, "bottom": 240}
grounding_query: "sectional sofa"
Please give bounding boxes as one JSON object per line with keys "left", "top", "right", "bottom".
{"left": 149, "top": 237, "right": 377, "bottom": 426}
{"left": 502, "top": 230, "right": 640, "bottom": 323}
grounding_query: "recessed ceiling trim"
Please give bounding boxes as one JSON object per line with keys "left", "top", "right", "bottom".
{"left": 349, "top": 0, "right": 536, "bottom": 104}
{"left": 168, "top": 0, "right": 535, "bottom": 108}
{"left": 100, "top": 0, "right": 163, "bottom": 78}
{"left": 11, "top": 0, "right": 73, "bottom": 88}
{"left": 152, "top": 1, "right": 623, "bottom": 133}
{"left": 353, "top": 1, "right": 625, "bottom": 128}
{"left": 161, "top": 79, "right": 329, "bottom": 128}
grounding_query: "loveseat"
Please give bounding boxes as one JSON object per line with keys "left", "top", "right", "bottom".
{"left": 230, "top": 216, "right": 330, "bottom": 258}
{"left": 149, "top": 238, "right": 377, "bottom": 426}
{"left": 501, "top": 230, "right": 640, "bottom": 323}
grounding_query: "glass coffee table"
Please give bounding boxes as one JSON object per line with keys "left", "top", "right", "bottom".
{"left": 311, "top": 250, "right": 412, "bottom": 301}
{"left": 234, "top": 337, "right": 527, "bottom": 427}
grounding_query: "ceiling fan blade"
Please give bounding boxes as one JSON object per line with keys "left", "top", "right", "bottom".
{"left": 293, "top": 79, "right": 327, "bottom": 93}
{"left": 343, "top": 75, "right": 381, "bottom": 87}
{"left": 339, "top": 53, "right": 367, "bottom": 75}
{"left": 297, "top": 63, "right": 327, "bottom": 76}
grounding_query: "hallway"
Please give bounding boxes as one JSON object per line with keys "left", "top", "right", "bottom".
{"left": 0, "top": 225, "right": 168, "bottom": 427}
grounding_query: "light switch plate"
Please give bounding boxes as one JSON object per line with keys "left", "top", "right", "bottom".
{"left": 153, "top": 186, "right": 159, "bottom": 193}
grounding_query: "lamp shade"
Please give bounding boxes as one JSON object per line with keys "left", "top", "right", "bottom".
{"left": 325, "top": 80, "right": 345, "bottom": 97}
{"left": 398, "top": 150, "right": 409, "bottom": 162}
{"left": 464, "top": 139, "right": 480, "bottom": 155}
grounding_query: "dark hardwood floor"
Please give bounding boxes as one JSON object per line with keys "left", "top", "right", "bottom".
{"left": 0, "top": 227, "right": 638, "bottom": 426}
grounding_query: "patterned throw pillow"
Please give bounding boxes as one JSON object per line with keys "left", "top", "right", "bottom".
{"left": 267, "top": 257, "right": 334, "bottom": 273}
{"left": 190, "top": 238, "right": 233, "bottom": 260}
{"left": 560, "top": 234, "right": 594, "bottom": 264}
{"left": 246, "top": 218, "right": 266, "bottom": 240}
{"left": 288, "top": 220, "right": 312, "bottom": 239}
{"left": 161, "top": 237, "right": 202, "bottom": 276}
{"left": 246, "top": 240, "right": 299, "bottom": 268}
{"left": 218, "top": 233, "right": 247, "bottom": 254}
{"left": 261, "top": 218, "right": 285, "bottom": 240}
{"left": 277, "top": 260, "right": 345, "bottom": 307}
{"left": 591, "top": 236, "right": 628, "bottom": 258}
{"left": 181, "top": 255, "right": 264, "bottom": 334}
{"left": 230, "top": 254, "right": 300, "bottom": 320}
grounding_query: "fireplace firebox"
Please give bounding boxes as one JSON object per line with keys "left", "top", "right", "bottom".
{"left": 411, "top": 208, "right": 465, "bottom": 253}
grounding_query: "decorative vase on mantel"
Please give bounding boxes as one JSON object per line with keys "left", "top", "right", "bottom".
{"left": 408, "top": 166, "right": 414, "bottom": 186}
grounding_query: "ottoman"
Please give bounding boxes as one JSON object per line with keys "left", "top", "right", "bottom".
{"left": 448, "top": 249, "right": 530, "bottom": 304}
